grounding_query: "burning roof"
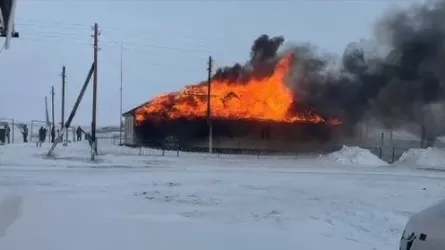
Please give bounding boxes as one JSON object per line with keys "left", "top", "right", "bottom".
{"left": 135, "top": 53, "right": 340, "bottom": 126}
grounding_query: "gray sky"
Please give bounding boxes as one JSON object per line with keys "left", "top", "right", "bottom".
{"left": 0, "top": 0, "right": 422, "bottom": 126}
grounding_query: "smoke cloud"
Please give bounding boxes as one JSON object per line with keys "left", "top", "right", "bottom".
{"left": 213, "top": 34, "right": 284, "bottom": 83}
{"left": 286, "top": 0, "right": 445, "bottom": 138}
{"left": 209, "top": 0, "right": 445, "bottom": 138}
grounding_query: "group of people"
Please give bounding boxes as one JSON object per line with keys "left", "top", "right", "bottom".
{"left": 1, "top": 123, "right": 28, "bottom": 143}
{"left": 36, "top": 126, "right": 85, "bottom": 146}
{"left": 2, "top": 123, "right": 85, "bottom": 145}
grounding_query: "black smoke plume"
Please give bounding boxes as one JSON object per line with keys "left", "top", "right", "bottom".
{"left": 213, "top": 34, "right": 284, "bottom": 83}
{"left": 285, "top": 0, "right": 445, "bottom": 137}
{"left": 208, "top": 0, "right": 445, "bottom": 138}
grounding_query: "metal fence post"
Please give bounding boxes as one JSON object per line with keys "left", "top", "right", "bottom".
{"left": 96, "top": 138, "right": 100, "bottom": 155}
{"left": 30, "top": 121, "right": 34, "bottom": 142}
{"left": 11, "top": 119, "right": 14, "bottom": 143}
{"left": 391, "top": 147, "right": 395, "bottom": 163}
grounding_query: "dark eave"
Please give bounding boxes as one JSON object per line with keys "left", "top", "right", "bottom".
{"left": 122, "top": 101, "right": 150, "bottom": 116}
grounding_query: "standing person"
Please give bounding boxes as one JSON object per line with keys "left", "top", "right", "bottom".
{"left": 36, "top": 126, "right": 45, "bottom": 147}
{"left": 4, "top": 123, "right": 10, "bottom": 144}
{"left": 50, "top": 126, "right": 55, "bottom": 143}
{"left": 22, "top": 125, "right": 28, "bottom": 143}
{"left": 76, "top": 126, "right": 82, "bottom": 141}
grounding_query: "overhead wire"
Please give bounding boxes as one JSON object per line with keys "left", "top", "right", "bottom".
{"left": 18, "top": 31, "right": 210, "bottom": 56}
{"left": 17, "top": 21, "right": 215, "bottom": 49}
{"left": 16, "top": 26, "right": 212, "bottom": 82}
{"left": 15, "top": 19, "right": 240, "bottom": 48}
{"left": 9, "top": 19, "right": 257, "bottom": 74}
{"left": 101, "top": 49, "right": 202, "bottom": 93}
{"left": 16, "top": 25, "right": 216, "bottom": 61}
{"left": 15, "top": 20, "right": 249, "bottom": 71}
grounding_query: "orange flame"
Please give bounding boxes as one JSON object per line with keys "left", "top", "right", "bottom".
{"left": 135, "top": 55, "right": 340, "bottom": 125}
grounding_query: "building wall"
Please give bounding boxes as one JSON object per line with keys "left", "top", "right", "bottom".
{"left": 189, "top": 136, "right": 337, "bottom": 153}
{"left": 123, "top": 114, "right": 136, "bottom": 146}
{"left": 133, "top": 118, "right": 341, "bottom": 152}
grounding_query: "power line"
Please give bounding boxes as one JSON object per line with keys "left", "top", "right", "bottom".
{"left": 17, "top": 20, "right": 89, "bottom": 30}
{"left": 16, "top": 22, "right": 217, "bottom": 53}
{"left": 102, "top": 47, "right": 203, "bottom": 74}
{"left": 17, "top": 31, "right": 214, "bottom": 58}
{"left": 22, "top": 31, "right": 89, "bottom": 40}
{"left": 7, "top": 31, "right": 231, "bottom": 78}
{"left": 17, "top": 33, "right": 227, "bottom": 61}
{"left": 15, "top": 20, "right": 241, "bottom": 47}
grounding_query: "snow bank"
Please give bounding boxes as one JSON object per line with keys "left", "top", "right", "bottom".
{"left": 323, "top": 145, "right": 387, "bottom": 166}
{"left": 397, "top": 147, "right": 445, "bottom": 168}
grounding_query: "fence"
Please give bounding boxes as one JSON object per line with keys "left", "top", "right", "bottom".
{"left": 0, "top": 118, "right": 29, "bottom": 143}
{"left": 0, "top": 118, "right": 79, "bottom": 144}
{"left": 2, "top": 119, "right": 443, "bottom": 163}
{"left": 95, "top": 136, "right": 427, "bottom": 163}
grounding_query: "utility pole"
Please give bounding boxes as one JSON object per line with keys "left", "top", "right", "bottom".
{"left": 91, "top": 22, "right": 99, "bottom": 159}
{"left": 45, "top": 96, "right": 50, "bottom": 143}
{"left": 46, "top": 63, "right": 95, "bottom": 157}
{"left": 207, "top": 56, "right": 213, "bottom": 154}
{"left": 51, "top": 86, "right": 55, "bottom": 134}
{"left": 61, "top": 65, "right": 67, "bottom": 145}
{"left": 45, "top": 96, "right": 50, "bottom": 126}
{"left": 119, "top": 42, "right": 123, "bottom": 145}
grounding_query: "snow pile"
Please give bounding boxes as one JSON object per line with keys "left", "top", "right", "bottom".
{"left": 324, "top": 145, "right": 387, "bottom": 166}
{"left": 397, "top": 147, "right": 445, "bottom": 168}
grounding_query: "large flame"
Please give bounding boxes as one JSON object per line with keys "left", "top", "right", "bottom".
{"left": 135, "top": 55, "right": 340, "bottom": 125}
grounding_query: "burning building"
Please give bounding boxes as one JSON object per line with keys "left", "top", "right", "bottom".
{"left": 124, "top": 0, "right": 445, "bottom": 152}
{"left": 123, "top": 46, "right": 342, "bottom": 153}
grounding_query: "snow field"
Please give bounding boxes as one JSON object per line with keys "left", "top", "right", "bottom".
{"left": 0, "top": 142, "right": 445, "bottom": 250}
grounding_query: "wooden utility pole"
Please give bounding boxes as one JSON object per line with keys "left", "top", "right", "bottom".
{"left": 61, "top": 66, "right": 66, "bottom": 145}
{"left": 207, "top": 56, "right": 213, "bottom": 154}
{"left": 51, "top": 86, "right": 55, "bottom": 132}
{"left": 45, "top": 96, "right": 50, "bottom": 125}
{"left": 46, "top": 63, "right": 95, "bottom": 157}
{"left": 91, "top": 23, "right": 99, "bottom": 159}
{"left": 119, "top": 42, "right": 123, "bottom": 145}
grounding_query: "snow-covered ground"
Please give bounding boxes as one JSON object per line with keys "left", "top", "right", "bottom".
{"left": 395, "top": 147, "right": 445, "bottom": 169}
{"left": 322, "top": 145, "right": 387, "bottom": 166}
{"left": 1, "top": 142, "right": 445, "bottom": 250}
